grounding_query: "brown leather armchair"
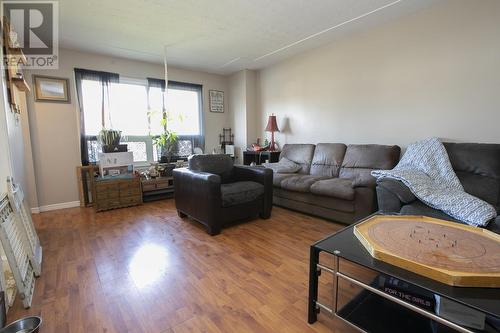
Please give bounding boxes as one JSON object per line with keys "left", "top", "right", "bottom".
{"left": 173, "top": 154, "right": 273, "bottom": 235}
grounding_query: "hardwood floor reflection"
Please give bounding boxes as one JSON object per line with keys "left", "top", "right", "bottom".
{"left": 7, "top": 200, "right": 354, "bottom": 332}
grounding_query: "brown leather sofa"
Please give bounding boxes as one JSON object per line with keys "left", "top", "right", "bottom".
{"left": 272, "top": 143, "right": 400, "bottom": 224}
{"left": 173, "top": 154, "right": 273, "bottom": 235}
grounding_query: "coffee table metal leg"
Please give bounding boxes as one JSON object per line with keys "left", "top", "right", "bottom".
{"left": 308, "top": 246, "right": 320, "bottom": 324}
{"left": 332, "top": 252, "right": 339, "bottom": 314}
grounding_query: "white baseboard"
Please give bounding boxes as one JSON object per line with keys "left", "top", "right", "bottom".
{"left": 31, "top": 201, "right": 80, "bottom": 213}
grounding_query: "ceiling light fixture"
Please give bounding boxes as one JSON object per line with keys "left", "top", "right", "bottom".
{"left": 254, "top": 0, "right": 402, "bottom": 62}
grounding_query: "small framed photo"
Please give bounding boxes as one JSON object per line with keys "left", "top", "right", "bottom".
{"left": 33, "top": 75, "right": 71, "bottom": 103}
{"left": 209, "top": 90, "right": 224, "bottom": 113}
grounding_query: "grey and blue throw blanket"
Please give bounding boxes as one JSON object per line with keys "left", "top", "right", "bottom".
{"left": 371, "top": 137, "right": 497, "bottom": 227}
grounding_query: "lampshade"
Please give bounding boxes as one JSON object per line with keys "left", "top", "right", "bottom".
{"left": 265, "top": 115, "right": 280, "bottom": 132}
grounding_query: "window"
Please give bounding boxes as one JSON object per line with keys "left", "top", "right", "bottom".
{"left": 147, "top": 81, "right": 203, "bottom": 136}
{"left": 75, "top": 69, "right": 204, "bottom": 165}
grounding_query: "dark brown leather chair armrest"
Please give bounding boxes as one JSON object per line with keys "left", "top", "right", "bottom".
{"left": 233, "top": 166, "right": 273, "bottom": 219}
{"left": 233, "top": 166, "right": 272, "bottom": 184}
{"left": 173, "top": 168, "right": 222, "bottom": 234}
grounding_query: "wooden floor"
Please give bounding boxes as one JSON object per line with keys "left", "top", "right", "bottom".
{"left": 8, "top": 200, "right": 355, "bottom": 332}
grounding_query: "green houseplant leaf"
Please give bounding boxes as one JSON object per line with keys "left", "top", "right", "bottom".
{"left": 98, "top": 129, "right": 122, "bottom": 146}
{"left": 149, "top": 109, "right": 179, "bottom": 162}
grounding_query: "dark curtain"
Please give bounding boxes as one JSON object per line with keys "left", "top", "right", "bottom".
{"left": 146, "top": 78, "right": 205, "bottom": 158}
{"left": 146, "top": 77, "right": 166, "bottom": 110}
{"left": 75, "top": 68, "right": 119, "bottom": 165}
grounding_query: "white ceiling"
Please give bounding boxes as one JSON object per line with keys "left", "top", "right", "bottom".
{"left": 59, "top": 0, "right": 438, "bottom": 75}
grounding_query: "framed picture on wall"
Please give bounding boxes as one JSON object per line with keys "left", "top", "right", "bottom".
{"left": 209, "top": 90, "right": 224, "bottom": 113}
{"left": 33, "top": 75, "right": 71, "bottom": 103}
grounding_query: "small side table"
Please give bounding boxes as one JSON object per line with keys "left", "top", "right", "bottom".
{"left": 243, "top": 150, "right": 280, "bottom": 166}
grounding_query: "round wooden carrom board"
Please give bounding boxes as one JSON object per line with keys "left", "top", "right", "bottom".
{"left": 354, "top": 215, "right": 500, "bottom": 287}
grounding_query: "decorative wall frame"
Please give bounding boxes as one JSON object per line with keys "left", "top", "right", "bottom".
{"left": 209, "top": 90, "right": 224, "bottom": 113}
{"left": 33, "top": 75, "right": 71, "bottom": 103}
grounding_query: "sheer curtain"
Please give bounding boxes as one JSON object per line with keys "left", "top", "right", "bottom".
{"left": 146, "top": 78, "right": 205, "bottom": 159}
{"left": 75, "top": 68, "right": 119, "bottom": 165}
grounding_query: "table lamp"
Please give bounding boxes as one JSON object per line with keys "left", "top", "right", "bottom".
{"left": 265, "top": 114, "right": 280, "bottom": 151}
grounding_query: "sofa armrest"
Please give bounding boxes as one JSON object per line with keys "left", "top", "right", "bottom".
{"left": 378, "top": 179, "right": 416, "bottom": 203}
{"left": 376, "top": 179, "right": 417, "bottom": 213}
{"left": 353, "top": 187, "right": 377, "bottom": 221}
{"left": 486, "top": 215, "right": 500, "bottom": 234}
{"left": 173, "top": 168, "right": 222, "bottom": 223}
{"left": 233, "top": 166, "right": 273, "bottom": 218}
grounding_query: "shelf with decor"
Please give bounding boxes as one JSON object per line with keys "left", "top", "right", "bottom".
{"left": 11, "top": 77, "right": 30, "bottom": 92}
{"left": 2, "top": 19, "right": 30, "bottom": 112}
{"left": 5, "top": 47, "right": 27, "bottom": 65}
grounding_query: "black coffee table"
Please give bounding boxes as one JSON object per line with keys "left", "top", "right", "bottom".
{"left": 308, "top": 215, "right": 500, "bottom": 333}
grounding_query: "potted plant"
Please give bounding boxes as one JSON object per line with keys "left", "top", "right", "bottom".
{"left": 98, "top": 129, "right": 123, "bottom": 153}
{"left": 149, "top": 110, "right": 178, "bottom": 176}
{"left": 154, "top": 129, "right": 178, "bottom": 163}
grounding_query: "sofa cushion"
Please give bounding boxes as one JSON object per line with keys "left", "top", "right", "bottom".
{"left": 264, "top": 158, "right": 301, "bottom": 174}
{"left": 310, "top": 178, "right": 355, "bottom": 201}
{"left": 455, "top": 171, "right": 500, "bottom": 212}
{"left": 280, "top": 144, "right": 316, "bottom": 174}
{"left": 310, "top": 143, "right": 347, "bottom": 177}
{"left": 273, "top": 188, "right": 355, "bottom": 213}
{"left": 280, "top": 175, "right": 326, "bottom": 193}
{"left": 444, "top": 142, "right": 500, "bottom": 212}
{"left": 444, "top": 142, "right": 500, "bottom": 180}
{"left": 273, "top": 173, "right": 296, "bottom": 188}
{"left": 340, "top": 144, "right": 401, "bottom": 187}
{"left": 221, "top": 181, "right": 264, "bottom": 207}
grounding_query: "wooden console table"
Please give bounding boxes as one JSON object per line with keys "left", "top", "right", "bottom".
{"left": 93, "top": 175, "right": 142, "bottom": 212}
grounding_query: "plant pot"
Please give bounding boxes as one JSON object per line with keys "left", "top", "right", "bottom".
{"left": 159, "top": 163, "right": 176, "bottom": 177}
{"left": 102, "top": 144, "right": 128, "bottom": 153}
{"left": 160, "top": 155, "right": 171, "bottom": 163}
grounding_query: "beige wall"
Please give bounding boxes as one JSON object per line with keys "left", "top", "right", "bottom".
{"left": 257, "top": 0, "right": 500, "bottom": 148}
{"left": 228, "top": 70, "right": 247, "bottom": 162}
{"left": 245, "top": 70, "right": 258, "bottom": 147}
{"left": 26, "top": 48, "right": 229, "bottom": 208}
{"left": 228, "top": 69, "right": 258, "bottom": 163}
